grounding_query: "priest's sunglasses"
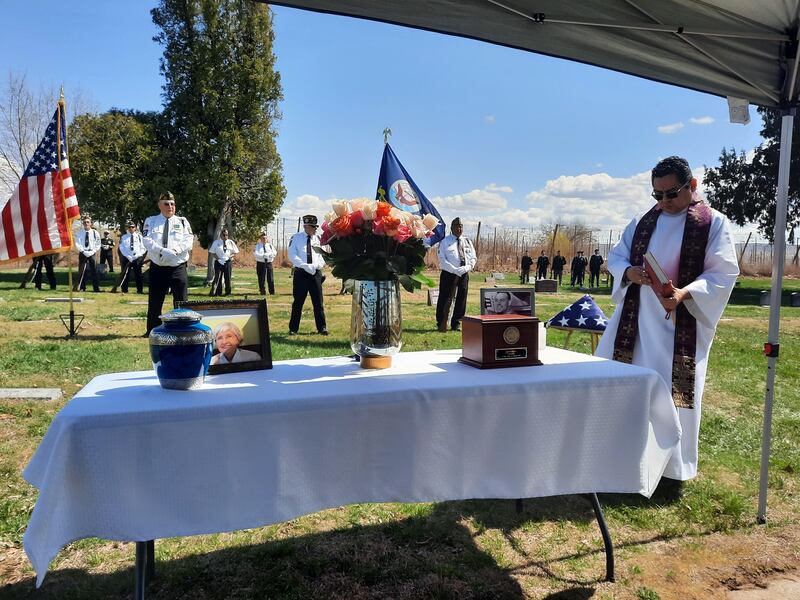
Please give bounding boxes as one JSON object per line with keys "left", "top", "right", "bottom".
{"left": 651, "top": 181, "right": 690, "bottom": 201}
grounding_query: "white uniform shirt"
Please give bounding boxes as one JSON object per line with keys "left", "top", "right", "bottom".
{"left": 119, "top": 232, "right": 146, "bottom": 261}
{"left": 209, "top": 238, "right": 240, "bottom": 265}
{"left": 142, "top": 214, "right": 194, "bottom": 267}
{"left": 438, "top": 234, "right": 477, "bottom": 276}
{"left": 288, "top": 231, "right": 325, "bottom": 274}
{"left": 76, "top": 229, "right": 101, "bottom": 258}
{"left": 254, "top": 242, "right": 277, "bottom": 263}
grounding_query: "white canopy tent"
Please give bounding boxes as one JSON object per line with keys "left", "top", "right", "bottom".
{"left": 264, "top": 0, "right": 799, "bottom": 521}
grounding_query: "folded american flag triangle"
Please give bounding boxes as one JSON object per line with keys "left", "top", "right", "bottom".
{"left": 546, "top": 294, "right": 609, "bottom": 332}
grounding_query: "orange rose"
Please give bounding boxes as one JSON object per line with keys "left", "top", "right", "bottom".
{"left": 330, "top": 214, "right": 354, "bottom": 237}
{"left": 375, "top": 201, "right": 392, "bottom": 219}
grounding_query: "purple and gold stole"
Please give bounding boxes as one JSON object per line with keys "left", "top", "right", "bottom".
{"left": 612, "top": 201, "right": 712, "bottom": 409}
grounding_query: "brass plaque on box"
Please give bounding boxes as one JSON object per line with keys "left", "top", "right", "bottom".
{"left": 458, "top": 314, "right": 542, "bottom": 369}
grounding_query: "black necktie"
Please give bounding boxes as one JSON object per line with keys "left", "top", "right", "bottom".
{"left": 161, "top": 218, "right": 170, "bottom": 247}
{"left": 306, "top": 235, "right": 312, "bottom": 264}
{"left": 224, "top": 240, "right": 228, "bottom": 254}
{"left": 84, "top": 232, "right": 90, "bottom": 248}
{"left": 457, "top": 238, "right": 466, "bottom": 266}
{"left": 130, "top": 235, "right": 135, "bottom": 250}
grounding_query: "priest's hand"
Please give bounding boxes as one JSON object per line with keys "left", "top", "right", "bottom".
{"left": 625, "top": 266, "right": 651, "bottom": 286}
{"left": 657, "top": 282, "right": 691, "bottom": 313}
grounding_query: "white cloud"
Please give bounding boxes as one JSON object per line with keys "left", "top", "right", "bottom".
{"left": 484, "top": 115, "right": 496, "bottom": 124}
{"left": 689, "top": 116, "right": 715, "bottom": 125}
{"left": 485, "top": 183, "right": 513, "bottom": 193}
{"left": 657, "top": 122, "right": 684, "bottom": 134}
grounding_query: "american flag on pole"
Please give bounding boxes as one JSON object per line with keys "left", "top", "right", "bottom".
{"left": 0, "top": 102, "right": 79, "bottom": 262}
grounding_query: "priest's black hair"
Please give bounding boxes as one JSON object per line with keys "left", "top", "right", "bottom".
{"left": 651, "top": 156, "right": 693, "bottom": 184}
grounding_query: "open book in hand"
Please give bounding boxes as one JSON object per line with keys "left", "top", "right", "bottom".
{"left": 643, "top": 251, "right": 675, "bottom": 319}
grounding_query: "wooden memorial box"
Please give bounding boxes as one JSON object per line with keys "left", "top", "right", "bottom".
{"left": 459, "top": 314, "right": 542, "bottom": 369}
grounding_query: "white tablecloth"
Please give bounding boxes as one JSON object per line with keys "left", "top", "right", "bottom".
{"left": 23, "top": 348, "right": 680, "bottom": 585}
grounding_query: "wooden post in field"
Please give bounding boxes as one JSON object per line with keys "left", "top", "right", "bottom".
{"left": 493, "top": 227, "right": 497, "bottom": 271}
{"left": 548, "top": 224, "right": 559, "bottom": 259}
{"left": 738, "top": 232, "right": 751, "bottom": 266}
{"left": 475, "top": 221, "right": 482, "bottom": 256}
{"left": 792, "top": 244, "right": 800, "bottom": 265}
{"left": 297, "top": 217, "right": 301, "bottom": 232}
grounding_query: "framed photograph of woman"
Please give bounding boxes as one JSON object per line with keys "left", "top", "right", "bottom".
{"left": 178, "top": 299, "right": 272, "bottom": 374}
{"left": 480, "top": 288, "right": 535, "bottom": 317}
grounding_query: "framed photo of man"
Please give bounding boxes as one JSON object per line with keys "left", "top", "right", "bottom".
{"left": 178, "top": 299, "right": 272, "bottom": 374}
{"left": 480, "top": 288, "right": 535, "bottom": 317}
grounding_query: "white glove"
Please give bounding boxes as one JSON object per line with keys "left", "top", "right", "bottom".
{"left": 304, "top": 265, "right": 316, "bottom": 275}
{"left": 160, "top": 248, "right": 177, "bottom": 261}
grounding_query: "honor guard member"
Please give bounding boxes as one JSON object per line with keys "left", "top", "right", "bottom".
{"left": 551, "top": 250, "right": 567, "bottom": 285}
{"left": 536, "top": 250, "right": 550, "bottom": 280}
{"left": 100, "top": 231, "right": 115, "bottom": 272}
{"left": 142, "top": 192, "right": 194, "bottom": 335}
{"left": 76, "top": 216, "right": 101, "bottom": 292}
{"left": 116, "top": 222, "right": 146, "bottom": 294}
{"left": 209, "top": 228, "right": 239, "bottom": 296}
{"left": 520, "top": 251, "right": 533, "bottom": 284}
{"left": 254, "top": 232, "right": 277, "bottom": 295}
{"left": 32, "top": 255, "right": 57, "bottom": 290}
{"left": 436, "top": 217, "right": 477, "bottom": 332}
{"left": 589, "top": 248, "right": 605, "bottom": 288}
{"left": 288, "top": 215, "right": 328, "bottom": 335}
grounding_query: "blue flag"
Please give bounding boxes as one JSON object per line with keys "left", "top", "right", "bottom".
{"left": 376, "top": 143, "right": 446, "bottom": 246}
{"left": 546, "top": 295, "right": 609, "bottom": 332}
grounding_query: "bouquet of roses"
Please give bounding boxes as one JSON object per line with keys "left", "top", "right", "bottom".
{"left": 316, "top": 199, "right": 439, "bottom": 292}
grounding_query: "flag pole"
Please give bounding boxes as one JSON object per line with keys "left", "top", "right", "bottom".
{"left": 57, "top": 87, "right": 77, "bottom": 337}
{"left": 383, "top": 127, "right": 391, "bottom": 145}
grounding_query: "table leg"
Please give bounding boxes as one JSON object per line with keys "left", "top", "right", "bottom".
{"left": 146, "top": 540, "right": 155, "bottom": 582}
{"left": 563, "top": 330, "right": 573, "bottom": 349}
{"left": 135, "top": 541, "right": 148, "bottom": 600}
{"left": 587, "top": 493, "right": 615, "bottom": 582}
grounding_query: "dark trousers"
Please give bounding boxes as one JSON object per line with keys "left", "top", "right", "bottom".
{"left": 100, "top": 248, "right": 114, "bottom": 272}
{"left": 257, "top": 261, "right": 275, "bottom": 295}
{"left": 146, "top": 263, "right": 188, "bottom": 334}
{"left": 589, "top": 269, "right": 601, "bottom": 288}
{"left": 537, "top": 266, "right": 548, "bottom": 279}
{"left": 33, "top": 255, "right": 56, "bottom": 289}
{"left": 436, "top": 270, "right": 468, "bottom": 330}
{"left": 571, "top": 270, "right": 585, "bottom": 287}
{"left": 552, "top": 269, "right": 563, "bottom": 285}
{"left": 520, "top": 269, "right": 530, "bottom": 284}
{"left": 119, "top": 254, "right": 144, "bottom": 293}
{"left": 77, "top": 254, "right": 100, "bottom": 291}
{"left": 289, "top": 268, "right": 326, "bottom": 332}
{"left": 211, "top": 260, "right": 232, "bottom": 296}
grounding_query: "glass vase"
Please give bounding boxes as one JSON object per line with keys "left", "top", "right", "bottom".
{"left": 350, "top": 280, "right": 402, "bottom": 369}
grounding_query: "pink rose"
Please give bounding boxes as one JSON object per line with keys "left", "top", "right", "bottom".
{"left": 394, "top": 224, "right": 413, "bottom": 243}
{"left": 350, "top": 210, "right": 364, "bottom": 228}
{"left": 319, "top": 229, "right": 333, "bottom": 245}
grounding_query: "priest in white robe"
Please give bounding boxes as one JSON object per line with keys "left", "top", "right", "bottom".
{"left": 595, "top": 156, "right": 739, "bottom": 481}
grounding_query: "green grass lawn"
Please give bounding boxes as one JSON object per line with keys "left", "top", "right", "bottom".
{"left": 0, "top": 268, "right": 798, "bottom": 599}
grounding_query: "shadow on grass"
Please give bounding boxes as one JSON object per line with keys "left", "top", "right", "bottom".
{"left": 2, "top": 481, "right": 706, "bottom": 600}
{"left": 728, "top": 285, "right": 796, "bottom": 306}
{"left": 39, "top": 333, "right": 138, "bottom": 342}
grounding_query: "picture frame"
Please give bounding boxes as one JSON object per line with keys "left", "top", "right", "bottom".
{"left": 480, "top": 287, "right": 535, "bottom": 317}
{"left": 178, "top": 298, "right": 272, "bottom": 374}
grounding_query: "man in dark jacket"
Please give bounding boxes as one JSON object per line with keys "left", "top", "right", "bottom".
{"left": 589, "top": 248, "right": 604, "bottom": 288}
{"left": 535, "top": 251, "right": 549, "bottom": 280}
{"left": 551, "top": 250, "right": 567, "bottom": 286}
{"left": 570, "top": 251, "right": 588, "bottom": 287}
{"left": 520, "top": 251, "right": 533, "bottom": 283}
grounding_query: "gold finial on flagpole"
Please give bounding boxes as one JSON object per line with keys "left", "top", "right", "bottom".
{"left": 383, "top": 127, "right": 391, "bottom": 145}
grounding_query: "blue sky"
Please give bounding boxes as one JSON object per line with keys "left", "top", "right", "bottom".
{"left": 0, "top": 2, "right": 765, "bottom": 238}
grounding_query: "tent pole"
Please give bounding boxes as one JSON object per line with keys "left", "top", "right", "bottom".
{"left": 757, "top": 106, "right": 795, "bottom": 524}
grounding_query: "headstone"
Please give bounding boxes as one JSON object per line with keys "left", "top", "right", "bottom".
{"left": 0, "top": 388, "right": 62, "bottom": 401}
{"left": 759, "top": 290, "right": 771, "bottom": 306}
{"left": 484, "top": 277, "right": 496, "bottom": 287}
{"left": 491, "top": 272, "right": 505, "bottom": 280}
{"left": 535, "top": 279, "right": 558, "bottom": 293}
{"left": 791, "top": 292, "right": 800, "bottom": 307}
{"left": 427, "top": 288, "right": 440, "bottom": 306}
{"left": 45, "top": 297, "right": 84, "bottom": 303}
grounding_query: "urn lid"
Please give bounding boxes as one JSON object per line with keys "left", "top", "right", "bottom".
{"left": 159, "top": 307, "right": 204, "bottom": 324}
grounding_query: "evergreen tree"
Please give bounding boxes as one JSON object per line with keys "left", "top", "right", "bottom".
{"left": 704, "top": 107, "right": 799, "bottom": 242}
{"left": 152, "top": 0, "right": 285, "bottom": 277}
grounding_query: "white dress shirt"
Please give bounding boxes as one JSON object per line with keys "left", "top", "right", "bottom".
{"left": 76, "top": 229, "right": 101, "bottom": 258}
{"left": 142, "top": 214, "right": 194, "bottom": 267}
{"left": 438, "top": 234, "right": 477, "bottom": 276}
{"left": 254, "top": 242, "right": 277, "bottom": 263}
{"left": 288, "top": 231, "right": 325, "bottom": 274}
{"left": 209, "top": 238, "right": 240, "bottom": 265}
{"left": 119, "top": 232, "right": 146, "bottom": 262}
